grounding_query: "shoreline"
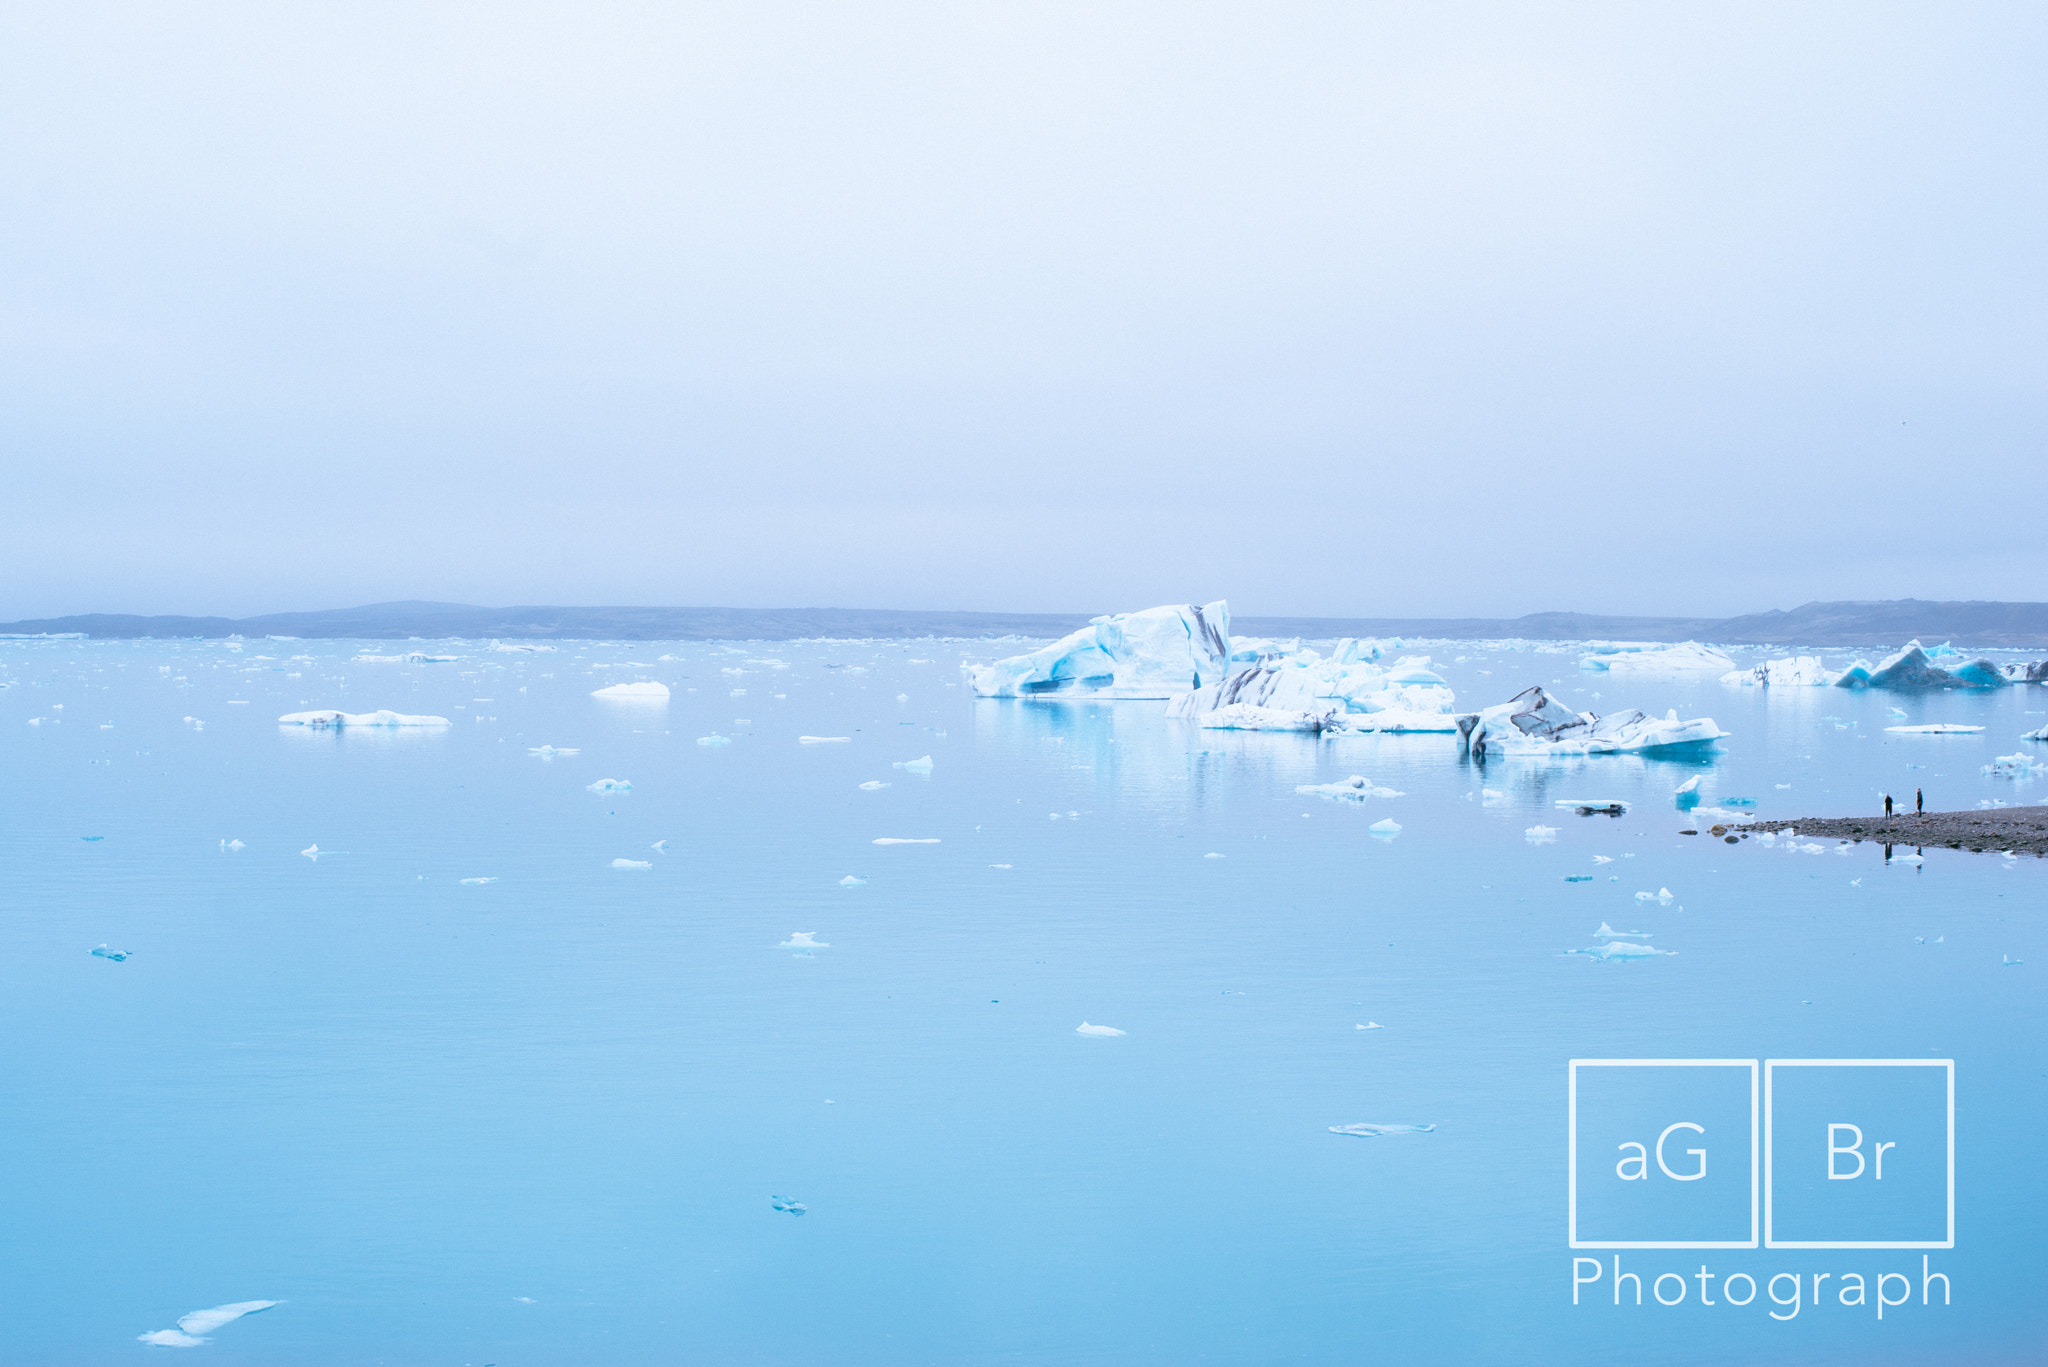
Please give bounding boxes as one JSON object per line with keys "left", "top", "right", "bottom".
{"left": 1736, "top": 808, "right": 2048, "bottom": 857}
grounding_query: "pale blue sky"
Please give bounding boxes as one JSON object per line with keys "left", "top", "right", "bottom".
{"left": 3, "top": 3, "right": 2044, "bottom": 620}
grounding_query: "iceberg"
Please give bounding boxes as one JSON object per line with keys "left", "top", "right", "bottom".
{"left": 1580, "top": 641, "right": 1735, "bottom": 674}
{"left": 1076, "top": 1021, "right": 1126, "bottom": 1036}
{"left": 1986, "top": 753, "right": 2047, "bottom": 777}
{"left": 489, "top": 641, "right": 556, "bottom": 652}
{"left": 352, "top": 652, "right": 456, "bottom": 664}
{"left": 278, "top": 709, "right": 450, "bottom": 727}
{"left": 586, "top": 778, "right": 632, "bottom": 792}
{"left": 967, "top": 601, "right": 1231, "bottom": 698}
{"left": 1327, "top": 1122, "right": 1436, "bottom": 1137}
{"left": 527, "top": 745, "right": 580, "bottom": 756}
{"left": 1167, "top": 640, "right": 1458, "bottom": 729}
{"left": 1833, "top": 641, "right": 2008, "bottom": 690}
{"left": 858, "top": 780, "right": 889, "bottom": 789}
{"left": 1593, "top": 922, "right": 1646, "bottom": 938}
{"left": 1295, "top": 775, "right": 1403, "bottom": 801}
{"left": 1720, "top": 656, "right": 1831, "bottom": 687}
{"left": 2001, "top": 660, "right": 2048, "bottom": 683}
{"left": 1368, "top": 818, "right": 1402, "bottom": 837}
{"left": 779, "top": 931, "right": 829, "bottom": 949}
{"left": 839, "top": 875, "right": 866, "bottom": 886}
{"left": 697, "top": 734, "right": 731, "bottom": 746}
{"left": 1569, "top": 940, "right": 1673, "bottom": 962}
{"left": 90, "top": 944, "right": 131, "bottom": 961}
{"left": 138, "top": 1300, "right": 279, "bottom": 1348}
{"left": 611, "top": 858, "right": 652, "bottom": 869}
{"left": 893, "top": 755, "right": 934, "bottom": 774}
{"left": 592, "top": 681, "right": 670, "bottom": 699}
{"left": 2026, "top": 722, "right": 2048, "bottom": 741}
{"left": 1457, "top": 686, "right": 1727, "bottom": 758}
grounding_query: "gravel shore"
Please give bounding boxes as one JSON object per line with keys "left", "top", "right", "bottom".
{"left": 1736, "top": 808, "right": 2048, "bottom": 857}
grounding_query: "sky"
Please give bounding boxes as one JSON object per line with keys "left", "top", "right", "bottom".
{"left": 2, "top": 2, "right": 2045, "bottom": 622}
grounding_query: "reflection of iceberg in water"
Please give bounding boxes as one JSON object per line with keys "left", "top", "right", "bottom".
{"left": 1458, "top": 686, "right": 1726, "bottom": 758}
{"left": 967, "top": 602, "right": 1230, "bottom": 699}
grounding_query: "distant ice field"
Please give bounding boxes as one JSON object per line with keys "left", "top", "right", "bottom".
{"left": 2, "top": 636, "right": 2043, "bottom": 1364}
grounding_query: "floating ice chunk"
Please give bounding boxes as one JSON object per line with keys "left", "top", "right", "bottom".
{"left": 1569, "top": 940, "right": 1672, "bottom": 961}
{"left": 219, "top": 838, "right": 244, "bottom": 851}
{"left": 893, "top": 755, "right": 934, "bottom": 774}
{"left": 697, "top": 734, "right": 731, "bottom": 747}
{"left": 299, "top": 844, "right": 326, "bottom": 859}
{"left": 1580, "top": 641, "right": 1734, "bottom": 674}
{"left": 528, "top": 745, "right": 580, "bottom": 756}
{"left": 1720, "top": 655, "right": 1832, "bottom": 687}
{"left": 1458, "top": 685, "right": 1726, "bottom": 758}
{"left": 1565, "top": 874, "right": 1593, "bottom": 882}
{"left": 800, "top": 736, "right": 851, "bottom": 744}
{"left": 1592, "top": 855, "right": 1613, "bottom": 864}
{"left": 138, "top": 1300, "right": 279, "bottom": 1347}
{"left": 858, "top": 780, "right": 889, "bottom": 790}
{"left": 969, "top": 601, "right": 1230, "bottom": 699}
{"left": 1889, "top": 707, "right": 1910, "bottom": 720}
{"left": 278, "top": 709, "right": 450, "bottom": 728}
{"left": 1885, "top": 723, "right": 1984, "bottom": 734}
{"left": 90, "top": 943, "right": 131, "bottom": 961}
{"left": 1525, "top": 825, "right": 1559, "bottom": 844}
{"left": 1327, "top": 1122, "right": 1436, "bottom": 1137}
{"left": 1633, "top": 887, "right": 1676, "bottom": 905}
{"left": 872, "top": 837, "right": 940, "bottom": 845}
{"left": 586, "top": 778, "right": 632, "bottom": 793}
{"left": 611, "top": 858, "right": 652, "bottom": 869}
{"left": 2024, "top": 722, "right": 2048, "bottom": 741}
{"left": 1481, "top": 788, "right": 1504, "bottom": 804}
{"left": 2004, "top": 954, "right": 2024, "bottom": 967}
{"left": 839, "top": 875, "right": 866, "bottom": 886}
{"left": 1356, "top": 1022, "right": 1383, "bottom": 1030}
{"left": 1204, "top": 852, "right": 1225, "bottom": 858}
{"left": 1834, "top": 640, "right": 2008, "bottom": 690}
{"left": 460, "top": 877, "right": 497, "bottom": 885}
{"left": 1914, "top": 934, "right": 1944, "bottom": 944}
{"left": 1076, "top": 1021, "right": 1126, "bottom": 1036}
{"left": 1985, "top": 753, "right": 2046, "bottom": 777}
{"left": 1197, "top": 701, "right": 1340, "bottom": 731}
{"left": 990, "top": 863, "right": 1012, "bottom": 869}
{"left": 1594, "top": 922, "right": 1647, "bottom": 938}
{"left": 779, "top": 931, "right": 829, "bottom": 949}
{"left": 490, "top": 642, "right": 556, "bottom": 652}
{"left": 1295, "top": 775, "right": 1403, "bottom": 801}
{"left": 1368, "top": 818, "right": 1402, "bottom": 838}
{"left": 770, "top": 1194, "right": 808, "bottom": 1216}
{"left": 592, "top": 681, "right": 670, "bottom": 699}
{"left": 896, "top": 693, "right": 908, "bottom": 702}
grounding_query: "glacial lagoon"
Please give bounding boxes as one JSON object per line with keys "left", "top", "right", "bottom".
{"left": 3, "top": 636, "right": 2043, "bottom": 1363}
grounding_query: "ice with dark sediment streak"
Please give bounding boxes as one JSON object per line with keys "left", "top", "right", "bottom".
{"left": 1296, "top": 775, "right": 1402, "bottom": 801}
{"left": 1167, "top": 637, "right": 1458, "bottom": 731}
{"left": 278, "top": 708, "right": 450, "bottom": 728}
{"left": 137, "top": 1300, "right": 280, "bottom": 1347}
{"left": 1328, "top": 1122, "right": 1436, "bottom": 1137}
{"left": 1720, "top": 655, "right": 1831, "bottom": 687}
{"left": 1458, "top": 685, "right": 1727, "bottom": 758}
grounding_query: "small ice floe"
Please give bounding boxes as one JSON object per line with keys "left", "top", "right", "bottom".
{"left": 873, "top": 837, "right": 940, "bottom": 845}
{"left": 586, "top": 778, "right": 631, "bottom": 793}
{"left": 1368, "top": 818, "right": 1402, "bottom": 838}
{"left": 1569, "top": 940, "right": 1673, "bottom": 962}
{"left": 1594, "top": 922, "right": 1647, "bottom": 938}
{"left": 82, "top": 835, "right": 103, "bottom": 841}
{"left": 770, "top": 1194, "right": 808, "bottom": 1216}
{"left": 893, "top": 755, "right": 934, "bottom": 774}
{"left": 1592, "top": 855, "right": 1613, "bottom": 865}
{"left": 990, "top": 863, "right": 1012, "bottom": 869}
{"left": 1076, "top": 1021, "right": 1126, "bottom": 1036}
{"left": 611, "top": 858, "right": 652, "bottom": 870}
{"left": 591, "top": 681, "right": 670, "bottom": 699}
{"left": 1633, "top": 887, "right": 1676, "bottom": 905}
{"left": 1295, "top": 775, "right": 1403, "bottom": 801}
{"left": 1986, "top": 753, "right": 2047, "bottom": 777}
{"left": 839, "top": 875, "right": 866, "bottom": 886}
{"left": 299, "top": 844, "right": 338, "bottom": 860}
{"left": 1327, "top": 1122, "right": 1436, "bottom": 1138}
{"left": 90, "top": 944, "right": 131, "bottom": 962}
{"left": 219, "top": 839, "right": 244, "bottom": 851}
{"left": 1564, "top": 874, "right": 1593, "bottom": 882}
{"left": 278, "top": 709, "right": 450, "bottom": 727}
{"left": 528, "top": 745, "right": 580, "bottom": 757}
{"left": 1356, "top": 1021, "right": 1383, "bottom": 1030}
{"left": 460, "top": 877, "right": 497, "bottom": 885}
{"left": 1674, "top": 776, "right": 1701, "bottom": 807}
{"left": 514, "top": 1295, "right": 538, "bottom": 1303}
{"left": 858, "top": 780, "right": 889, "bottom": 790}
{"left": 800, "top": 736, "right": 851, "bottom": 744}
{"left": 697, "top": 734, "right": 731, "bottom": 747}
{"left": 1204, "top": 851, "right": 1226, "bottom": 858}
{"left": 1884, "top": 723, "right": 1984, "bottom": 734}
{"left": 1914, "top": 934, "right": 1944, "bottom": 945}
{"left": 1525, "top": 825, "right": 1559, "bottom": 844}
{"left": 1481, "top": 788, "right": 1504, "bottom": 804}
{"left": 2003, "top": 954, "right": 2024, "bottom": 967}
{"left": 779, "top": 931, "right": 829, "bottom": 949}
{"left": 137, "top": 1300, "right": 280, "bottom": 1348}
{"left": 896, "top": 693, "right": 909, "bottom": 702}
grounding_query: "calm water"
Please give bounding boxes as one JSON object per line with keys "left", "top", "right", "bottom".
{"left": 3, "top": 638, "right": 2043, "bottom": 1365}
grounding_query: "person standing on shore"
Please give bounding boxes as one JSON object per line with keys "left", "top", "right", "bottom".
{"left": 1885, "top": 793, "right": 1894, "bottom": 820}
{"left": 1916, "top": 788, "right": 1924, "bottom": 814}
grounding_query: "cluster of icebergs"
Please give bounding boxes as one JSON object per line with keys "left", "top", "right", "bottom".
{"left": 966, "top": 601, "right": 1460, "bottom": 732}
{"left": 1718, "top": 640, "right": 2048, "bottom": 691}
{"left": 1581, "top": 642, "right": 1734, "bottom": 674}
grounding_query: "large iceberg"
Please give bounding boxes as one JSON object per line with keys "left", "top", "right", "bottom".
{"left": 967, "top": 602, "right": 1230, "bottom": 698}
{"left": 1579, "top": 641, "right": 1735, "bottom": 674}
{"left": 1720, "top": 656, "right": 1831, "bottom": 687}
{"left": 2001, "top": 659, "right": 2048, "bottom": 683}
{"left": 1166, "top": 640, "right": 1459, "bottom": 731}
{"left": 1457, "top": 685, "right": 1727, "bottom": 758}
{"left": 278, "top": 709, "right": 450, "bottom": 727}
{"left": 1832, "top": 641, "right": 2007, "bottom": 690}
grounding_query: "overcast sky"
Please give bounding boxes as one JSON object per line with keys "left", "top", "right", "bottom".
{"left": 3, "top": 3, "right": 2043, "bottom": 621}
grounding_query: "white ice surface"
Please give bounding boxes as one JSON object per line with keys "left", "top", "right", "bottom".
{"left": 592, "top": 681, "right": 670, "bottom": 699}
{"left": 278, "top": 709, "right": 450, "bottom": 727}
{"left": 967, "top": 601, "right": 1231, "bottom": 699}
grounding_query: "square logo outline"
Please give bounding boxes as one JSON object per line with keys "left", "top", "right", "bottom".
{"left": 1567, "top": 1058, "right": 1760, "bottom": 1249}
{"left": 1762, "top": 1058, "right": 1955, "bottom": 1250}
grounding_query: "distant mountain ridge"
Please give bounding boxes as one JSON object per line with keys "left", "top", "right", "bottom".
{"left": 4, "top": 598, "right": 2047, "bottom": 647}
